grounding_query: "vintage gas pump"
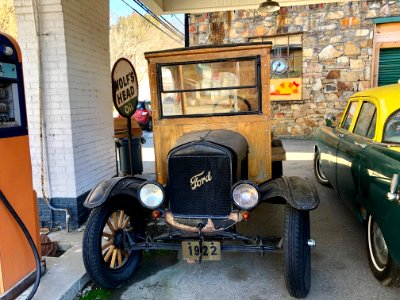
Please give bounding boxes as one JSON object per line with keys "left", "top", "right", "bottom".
{"left": 0, "top": 33, "right": 41, "bottom": 299}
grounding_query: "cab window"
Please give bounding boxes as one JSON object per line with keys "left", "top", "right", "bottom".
{"left": 353, "top": 102, "right": 377, "bottom": 139}
{"left": 341, "top": 101, "right": 359, "bottom": 131}
{"left": 157, "top": 57, "right": 260, "bottom": 117}
{"left": 383, "top": 110, "right": 400, "bottom": 143}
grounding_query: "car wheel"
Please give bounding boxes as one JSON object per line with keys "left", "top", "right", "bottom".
{"left": 313, "top": 150, "right": 330, "bottom": 186}
{"left": 83, "top": 198, "right": 144, "bottom": 289}
{"left": 367, "top": 215, "right": 400, "bottom": 286}
{"left": 283, "top": 205, "right": 311, "bottom": 298}
{"left": 147, "top": 118, "right": 152, "bottom": 131}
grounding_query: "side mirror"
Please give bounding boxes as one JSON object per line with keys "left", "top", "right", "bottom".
{"left": 324, "top": 113, "right": 336, "bottom": 127}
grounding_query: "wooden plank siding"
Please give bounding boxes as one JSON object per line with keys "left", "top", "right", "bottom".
{"left": 145, "top": 44, "right": 272, "bottom": 185}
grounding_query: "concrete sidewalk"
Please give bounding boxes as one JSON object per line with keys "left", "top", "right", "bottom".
{"left": 17, "top": 230, "right": 87, "bottom": 300}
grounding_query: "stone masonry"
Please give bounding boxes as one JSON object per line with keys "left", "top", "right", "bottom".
{"left": 189, "top": 1, "right": 400, "bottom": 137}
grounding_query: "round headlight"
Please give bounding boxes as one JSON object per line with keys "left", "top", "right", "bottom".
{"left": 138, "top": 182, "right": 165, "bottom": 209}
{"left": 231, "top": 181, "right": 260, "bottom": 210}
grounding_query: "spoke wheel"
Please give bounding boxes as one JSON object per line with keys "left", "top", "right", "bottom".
{"left": 367, "top": 215, "right": 400, "bottom": 286}
{"left": 83, "top": 199, "right": 144, "bottom": 288}
{"left": 313, "top": 150, "right": 330, "bottom": 186}
{"left": 102, "top": 210, "right": 132, "bottom": 269}
{"left": 213, "top": 95, "right": 252, "bottom": 113}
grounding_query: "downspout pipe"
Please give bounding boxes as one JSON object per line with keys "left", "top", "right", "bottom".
{"left": 32, "top": 0, "right": 70, "bottom": 231}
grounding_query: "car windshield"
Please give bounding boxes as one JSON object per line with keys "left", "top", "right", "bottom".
{"left": 136, "top": 102, "right": 145, "bottom": 109}
{"left": 383, "top": 110, "right": 400, "bottom": 143}
{"left": 157, "top": 57, "right": 261, "bottom": 117}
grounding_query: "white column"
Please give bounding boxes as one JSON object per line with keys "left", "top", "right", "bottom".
{"left": 14, "top": 0, "right": 115, "bottom": 227}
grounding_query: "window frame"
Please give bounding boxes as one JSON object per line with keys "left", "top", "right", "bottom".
{"left": 382, "top": 109, "right": 400, "bottom": 144}
{"left": 340, "top": 101, "right": 359, "bottom": 131}
{"left": 156, "top": 56, "right": 262, "bottom": 119}
{"left": 352, "top": 101, "right": 377, "bottom": 139}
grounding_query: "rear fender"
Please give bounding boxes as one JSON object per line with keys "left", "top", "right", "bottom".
{"left": 84, "top": 176, "right": 147, "bottom": 209}
{"left": 259, "top": 176, "right": 320, "bottom": 210}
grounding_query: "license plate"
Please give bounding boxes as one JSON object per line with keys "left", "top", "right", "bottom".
{"left": 182, "top": 241, "right": 221, "bottom": 261}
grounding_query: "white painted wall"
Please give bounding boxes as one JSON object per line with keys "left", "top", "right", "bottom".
{"left": 63, "top": 0, "right": 115, "bottom": 196}
{"left": 14, "top": 0, "right": 115, "bottom": 199}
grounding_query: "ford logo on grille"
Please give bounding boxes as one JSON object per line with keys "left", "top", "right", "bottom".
{"left": 190, "top": 171, "right": 212, "bottom": 190}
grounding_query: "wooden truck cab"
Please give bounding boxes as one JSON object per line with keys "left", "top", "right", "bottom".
{"left": 145, "top": 43, "right": 272, "bottom": 184}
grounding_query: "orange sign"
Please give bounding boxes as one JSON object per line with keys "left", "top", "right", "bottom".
{"left": 270, "top": 78, "right": 302, "bottom": 101}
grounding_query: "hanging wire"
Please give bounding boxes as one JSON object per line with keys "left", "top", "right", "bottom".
{"left": 120, "top": 0, "right": 184, "bottom": 45}
{"left": 160, "top": 15, "right": 185, "bottom": 38}
{"left": 132, "top": 0, "right": 184, "bottom": 39}
{"left": 172, "top": 14, "right": 184, "bottom": 26}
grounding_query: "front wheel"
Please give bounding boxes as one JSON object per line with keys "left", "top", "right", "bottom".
{"left": 313, "top": 150, "right": 330, "bottom": 186}
{"left": 83, "top": 199, "right": 144, "bottom": 289}
{"left": 147, "top": 118, "right": 152, "bottom": 131}
{"left": 367, "top": 215, "right": 400, "bottom": 286}
{"left": 283, "top": 205, "right": 311, "bottom": 298}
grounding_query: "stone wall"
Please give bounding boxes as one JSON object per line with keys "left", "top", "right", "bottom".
{"left": 189, "top": 1, "right": 400, "bottom": 137}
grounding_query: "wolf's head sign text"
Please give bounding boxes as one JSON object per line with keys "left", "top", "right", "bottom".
{"left": 111, "top": 58, "right": 138, "bottom": 118}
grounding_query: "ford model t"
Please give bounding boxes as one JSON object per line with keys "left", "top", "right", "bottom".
{"left": 82, "top": 43, "right": 319, "bottom": 298}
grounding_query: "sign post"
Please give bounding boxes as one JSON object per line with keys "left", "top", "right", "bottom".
{"left": 111, "top": 58, "right": 139, "bottom": 175}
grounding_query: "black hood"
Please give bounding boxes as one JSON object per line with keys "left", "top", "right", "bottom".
{"left": 173, "top": 129, "right": 248, "bottom": 161}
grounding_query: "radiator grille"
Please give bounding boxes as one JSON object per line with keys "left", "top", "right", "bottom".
{"left": 168, "top": 143, "right": 232, "bottom": 217}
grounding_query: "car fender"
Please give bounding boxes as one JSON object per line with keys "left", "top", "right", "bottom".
{"left": 259, "top": 176, "right": 320, "bottom": 210}
{"left": 84, "top": 176, "right": 147, "bottom": 209}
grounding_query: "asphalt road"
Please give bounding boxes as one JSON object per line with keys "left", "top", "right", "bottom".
{"left": 111, "top": 137, "right": 400, "bottom": 300}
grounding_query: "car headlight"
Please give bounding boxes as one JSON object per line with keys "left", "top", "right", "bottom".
{"left": 138, "top": 182, "right": 165, "bottom": 209}
{"left": 231, "top": 181, "right": 260, "bottom": 210}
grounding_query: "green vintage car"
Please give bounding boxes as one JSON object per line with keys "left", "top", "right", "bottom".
{"left": 314, "top": 83, "right": 400, "bottom": 286}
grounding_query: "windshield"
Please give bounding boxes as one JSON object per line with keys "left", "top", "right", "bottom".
{"left": 157, "top": 57, "right": 261, "bottom": 117}
{"left": 383, "top": 110, "right": 400, "bottom": 143}
{"left": 136, "top": 101, "right": 145, "bottom": 109}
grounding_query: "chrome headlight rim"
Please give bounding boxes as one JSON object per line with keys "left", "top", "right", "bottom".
{"left": 231, "top": 180, "right": 260, "bottom": 210}
{"left": 137, "top": 181, "right": 165, "bottom": 209}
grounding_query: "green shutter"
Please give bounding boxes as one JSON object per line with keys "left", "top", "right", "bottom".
{"left": 378, "top": 48, "right": 400, "bottom": 86}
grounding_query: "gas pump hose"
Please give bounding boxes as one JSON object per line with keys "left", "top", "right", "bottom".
{"left": 0, "top": 190, "right": 41, "bottom": 300}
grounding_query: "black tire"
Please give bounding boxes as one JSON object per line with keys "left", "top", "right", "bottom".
{"left": 83, "top": 198, "right": 144, "bottom": 289}
{"left": 283, "top": 205, "right": 311, "bottom": 298}
{"left": 147, "top": 118, "right": 152, "bottom": 131}
{"left": 367, "top": 215, "right": 400, "bottom": 286}
{"left": 313, "top": 150, "right": 330, "bottom": 186}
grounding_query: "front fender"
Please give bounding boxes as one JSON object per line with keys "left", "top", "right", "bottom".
{"left": 84, "top": 176, "right": 147, "bottom": 209}
{"left": 259, "top": 176, "right": 320, "bottom": 210}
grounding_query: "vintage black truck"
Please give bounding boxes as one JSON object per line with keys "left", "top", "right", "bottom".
{"left": 82, "top": 43, "right": 319, "bottom": 298}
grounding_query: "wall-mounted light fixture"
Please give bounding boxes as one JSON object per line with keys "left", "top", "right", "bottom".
{"left": 258, "top": 0, "right": 280, "bottom": 13}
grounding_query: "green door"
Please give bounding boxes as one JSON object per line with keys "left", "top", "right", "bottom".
{"left": 336, "top": 101, "right": 377, "bottom": 210}
{"left": 378, "top": 48, "right": 400, "bottom": 86}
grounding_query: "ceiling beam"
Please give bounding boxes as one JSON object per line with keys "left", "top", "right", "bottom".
{"left": 141, "top": 0, "right": 357, "bottom": 15}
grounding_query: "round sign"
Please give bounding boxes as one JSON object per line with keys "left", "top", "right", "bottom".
{"left": 111, "top": 58, "right": 139, "bottom": 118}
